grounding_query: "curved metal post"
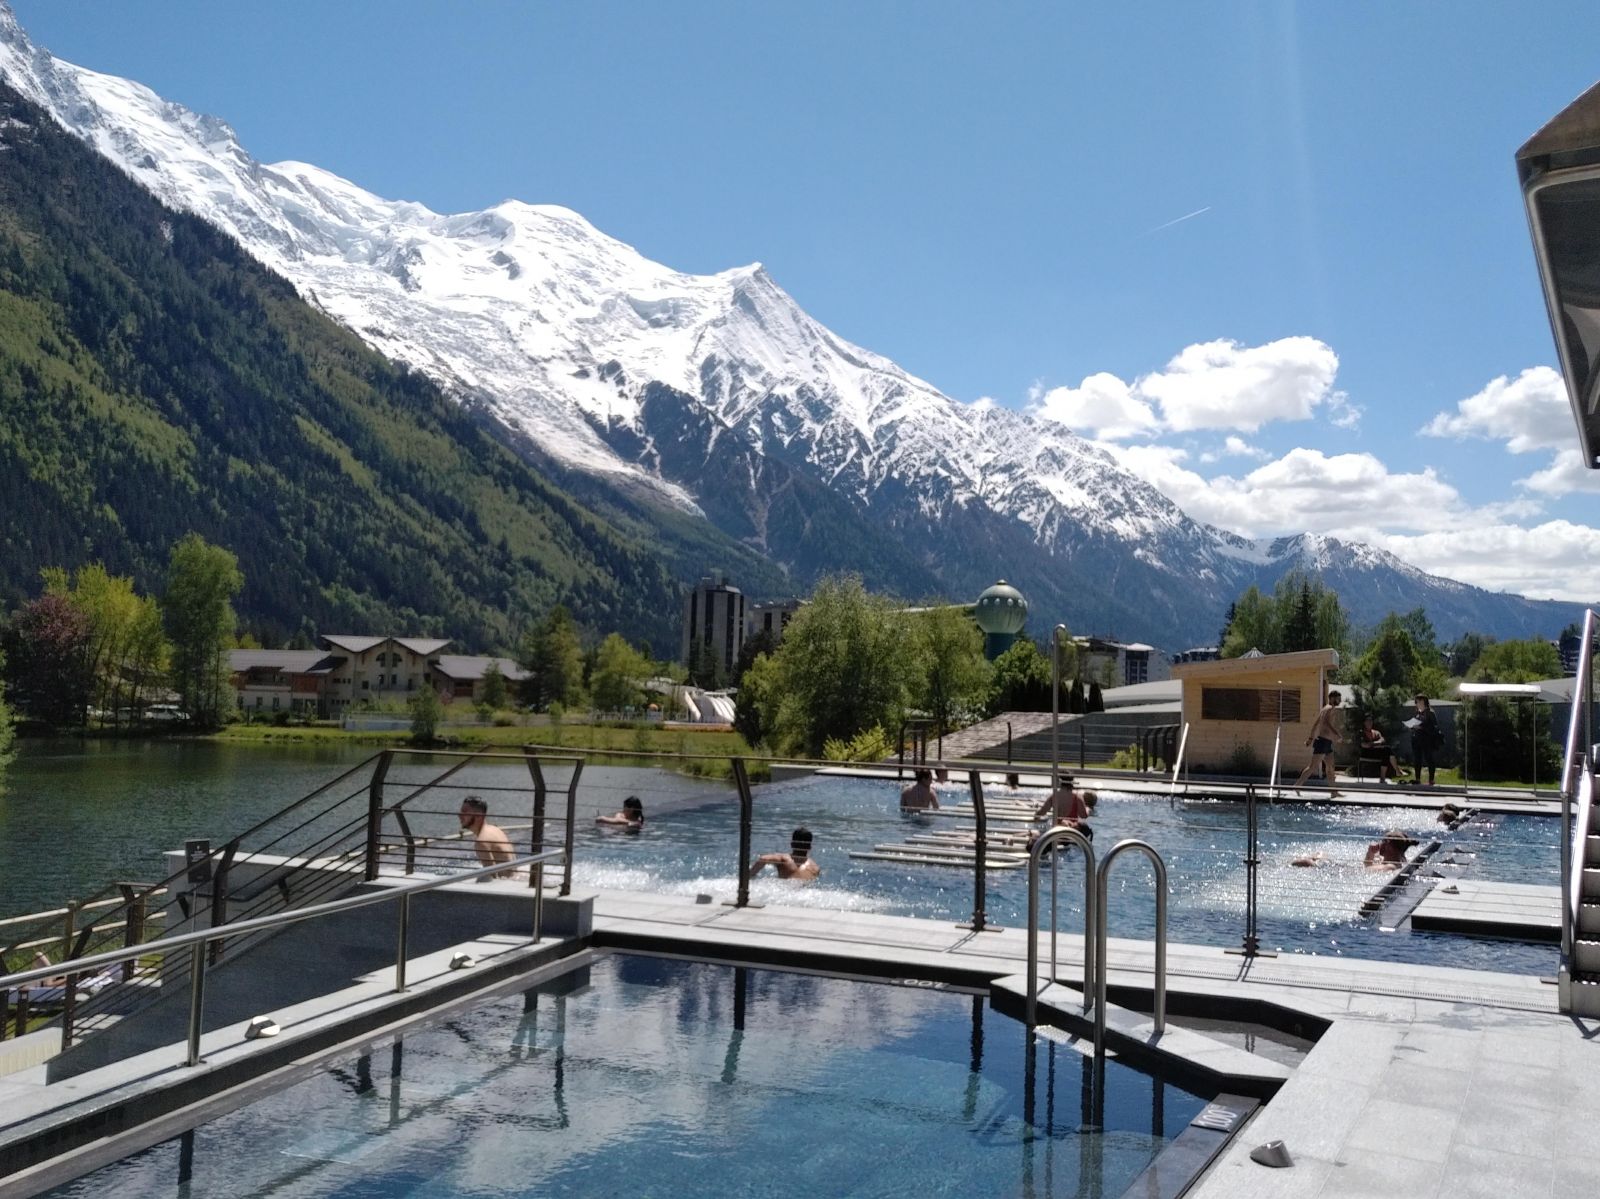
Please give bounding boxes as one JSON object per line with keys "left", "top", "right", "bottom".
{"left": 1025, "top": 826, "right": 1096, "bottom": 1026}
{"left": 1095, "top": 839, "right": 1168, "bottom": 1051}
{"left": 964, "top": 769, "right": 992, "bottom": 931}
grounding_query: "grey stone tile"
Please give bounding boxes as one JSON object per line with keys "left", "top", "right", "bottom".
{"left": 1316, "top": 1151, "right": 1441, "bottom": 1198}
{"left": 1187, "top": 1152, "right": 1333, "bottom": 1199}
{"left": 1553, "top": 1151, "right": 1600, "bottom": 1195}
{"left": 1342, "top": 1098, "right": 1459, "bottom": 1165}
{"left": 1478, "top": 1030, "right": 1562, "bottom": 1068}
{"left": 1374, "top": 1062, "right": 1470, "bottom": 1113}
{"left": 1436, "top": 1143, "right": 1555, "bottom": 1199}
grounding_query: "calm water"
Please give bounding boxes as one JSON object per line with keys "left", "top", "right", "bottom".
{"left": 44, "top": 955, "right": 1206, "bottom": 1199}
{"left": 0, "top": 739, "right": 378, "bottom": 916}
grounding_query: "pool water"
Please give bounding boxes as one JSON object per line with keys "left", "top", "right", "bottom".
{"left": 565, "top": 777, "right": 1561, "bottom": 975}
{"left": 45, "top": 956, "right": 1208, "bottom": 1199}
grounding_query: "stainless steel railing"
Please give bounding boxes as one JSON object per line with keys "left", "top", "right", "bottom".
{"left": 1094, "top": 839, "right": 1168, "bottom": 1047}
{"left": 1025, "top": 826, "right": 1095, "bottom": 1026}
{"left": 0, "top": 850, "right": 564, "bottom": 1068}
{"left": 1560, "top": 608, "right": 1597, "bottom": 971}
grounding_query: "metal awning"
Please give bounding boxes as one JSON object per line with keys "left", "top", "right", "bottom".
{"left": 1518, "top": 80, "right": 1600, "bottom": 469}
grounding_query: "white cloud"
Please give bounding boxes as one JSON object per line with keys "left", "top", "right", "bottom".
{"left": 1423, "top": 366, "right": 1573, "bottom": 453}
{"left": 1031, "top": 372, "right": 1158, "bottom": 440}
{"left": 1141, "top": 337, "right": 1340, "bottom": 433}
{"left": 1517, "top": 447, "right": 1600, "bottom": 496}
{"left": 1357, "top": 522, "right": 1600, "bottom": 602}
{"left": 1224, "top": 435, "right": 1269, "bottom": 460}
{"left": 1032, "top": 336, "right": 1341, "bottom": 439}
{"left": 1095, "top": 444, "right": 1466, "bottom": 537}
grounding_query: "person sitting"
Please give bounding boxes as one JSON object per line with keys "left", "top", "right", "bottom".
{"left": 1364, "top": 829, "right": 1418, "bottom": 868}
{"left": 900, "top": 768, "right": 939, "bottom": 813}
{"left": 1358, "top": 715, "right": 1403, "bottom": 783}
{"left": 748, "top": 827, "right": 821, "bottom": 881}
{"left": 597, "top": 796, "right": 645, "bottom": 829}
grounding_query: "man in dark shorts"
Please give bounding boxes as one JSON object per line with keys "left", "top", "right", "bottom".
{"left": 1293, "top": 690, "right": 1345, "bottom": 797}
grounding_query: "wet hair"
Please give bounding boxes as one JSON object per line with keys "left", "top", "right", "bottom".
{"left": 461, "top": 796, "right": 488, "bottom": 817}
{"left": 790, "top": 826, "right": 814, "bottom": 859}
{"left": 1327, "top": 690, "right": 1341, "bottom": 705}
{"left": 623, "top": 796, "right": 644, "bottom": 815}
{"left": 1081, "top": 790, "right": 1099, "bottom": 810}
{"left": 915, "top": 768, "right": 933, "bottom": 784}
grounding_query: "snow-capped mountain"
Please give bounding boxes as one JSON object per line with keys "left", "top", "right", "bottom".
{"left": 0, "top": 5, "right": 1577, "bottom": 646}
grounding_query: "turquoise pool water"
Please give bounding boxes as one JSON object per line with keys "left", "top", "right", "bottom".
{"left": 562, "top": 776, "right": 1560, "bottom": 975}
{"left": 44, "top": 955, "right": 1208, "bottom": 1198}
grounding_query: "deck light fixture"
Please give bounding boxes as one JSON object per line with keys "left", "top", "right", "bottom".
{"left": 244, "top": 1016, "right": 280, "bottom": 1039}
{"left": 449, "top": 952, "right": 476, "bottom": 970}
{"left": 1249, "top": 1140, "right": 1294, "bottom": 1168}
{"left": 1518, "top": 80, "right": 1600, "bottom": 470}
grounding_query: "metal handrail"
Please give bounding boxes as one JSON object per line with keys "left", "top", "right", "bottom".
{"left": 1, "top": 850, "right": 564, "bottom": 1067}
{"left": 1025, "top": 825, "right": 1096, "bottom": 1026}
{"left": 1051, "top": 624, "right": 1068, "bottom": 788}
{"left": 1169, "top": 722, "right": 1190, "bottom": 793}
{"left": 1095, "top": 839, "right": 1168, "bottom": 1047}
{"left": 1568, "top": 769, "right": 1594, "bottom": 970}
{"left": 1560, "top": 608, "right": 1597, "bottom": 964}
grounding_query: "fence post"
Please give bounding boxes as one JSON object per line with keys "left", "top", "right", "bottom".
{"left": 365, "top": 750, "right": 394, "bottom": 881}
{"left": 119, "top": 883, "right": 147, "bottom": 982}
{"left": 960, "top": 770, "right": 994, "bottom": 932}
{"left": 524, "top": 748, "right": 548, "bottom": 859}
{"left": 1079, "top": 725, "right": 1086, "bottom": 770}
{"left": 732, "top": 757, "right": 755, "bottom": 909}
{"left": 560, "top": 759, "right": 582, "bottom": 897}
{"left": 58, "top": 901, "right": 78, "bottom": 1052}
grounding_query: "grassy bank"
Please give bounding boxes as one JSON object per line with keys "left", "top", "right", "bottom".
{"left": 206, "top": 720, "right": 759, "bottom": 777}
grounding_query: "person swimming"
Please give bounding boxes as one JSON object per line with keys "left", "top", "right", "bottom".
{"left": 597, "top": 795, "right": 644, "bottom": 829}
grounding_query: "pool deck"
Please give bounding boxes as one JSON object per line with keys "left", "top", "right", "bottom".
{"left": 809, "top": 764, "right": 1567, "bottom": 818}
{"left": 589, "top": 888, "right": 1600, "bottom": 1199}
{"left": 1411, "top": 879, "right": 1562, "bottom": 942}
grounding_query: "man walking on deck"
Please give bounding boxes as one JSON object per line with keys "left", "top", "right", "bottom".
{"left": 1294, "top": 690, "right": 1345, "bottom": 797}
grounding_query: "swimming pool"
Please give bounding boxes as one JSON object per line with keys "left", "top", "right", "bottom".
{"left": 43, "top": 955, "right": 1209, "bottom": 1199}
{"left": 566, "top": 776, "right": 1561, "bottom": 975}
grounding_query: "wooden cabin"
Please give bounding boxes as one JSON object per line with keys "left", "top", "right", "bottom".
{"left": 1170, "top": 649, "right": 1341, "bottom": 776}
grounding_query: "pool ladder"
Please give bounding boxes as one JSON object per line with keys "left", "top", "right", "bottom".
{"left": 1024, "top": 829, "right": 1168, "bottom": 1052}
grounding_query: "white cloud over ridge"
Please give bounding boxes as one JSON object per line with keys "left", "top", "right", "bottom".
{"left": 1423, "top": 366, "right": 1573, "bottom": 454}
{"left": 1357, "top": 522, "right": 1600, "bottom": 602}
{"left": 1032, "top": 336, "right": 1341, "bottom": 440}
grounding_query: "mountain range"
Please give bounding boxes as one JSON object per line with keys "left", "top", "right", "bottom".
{"left": 0, "top": 4, "right": 1583, "bottom": 649}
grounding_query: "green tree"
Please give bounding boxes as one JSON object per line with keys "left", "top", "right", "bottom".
{"left": 1221, "top": 572, "right": 1349, "bottom": 659}
{"left": 43, "top": 564, "right": 172, "bottom": 722}
{"left": 0, "top": 646, "right": 16, "bottom": 780}
{"left": 1467, "top": 639, "right": 1562, "bottom": 683}
{"left": 732, "top": 627, "right": 778, "bottom": 686}
{"left": 761, "top": 575, "right": 918, "bottom": 755}
{"left": 479, "top": 662, "right": 510, "bottom": 711}
{"left": 1445, "top": 632, "right": 1492, "bottom": 677}
{"left": 913, "top": 606, "right": 991, "bottom": 738}
{"left": 733, "top": 652, "right": 777, "bottom": 747}
{"left": 1087, "top": 680, "right": 1105, "bottom": 712}
{"left": 161, "top": 534, "right": 244, "bottom": 730}
{"left": 519, "top": 606, "right": 586, "bottom": 711}
{"left": 1352, "top": 615, "right": 1422, "bottom": 692}
{"left": 986, "top": 637, "right": 1054, "bottom": 714}
{"left": 1220, "top": 587, "right": 1276, "bottom": 657}
{"left": 591, "top": 633, "right": 652, "bottom": 713}
{"left": 409, "top": 681, "right": 444, "bottom": 741}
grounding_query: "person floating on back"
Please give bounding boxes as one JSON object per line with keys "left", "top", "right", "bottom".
{"left": 748, "top": 826, "right": 821, "bottom": 881}
{"left": 1294, "top": 690, "right": 1345, "bottom": 797}
{"left": 597, "top": 795, "right": 645, "bottom": 830}
{"left": 899, "top": 768, "right": 939, "bottom": 813}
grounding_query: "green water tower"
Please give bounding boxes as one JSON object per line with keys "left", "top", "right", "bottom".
{"left": 975, "top": 580, "right": 1028, "bottom": 660}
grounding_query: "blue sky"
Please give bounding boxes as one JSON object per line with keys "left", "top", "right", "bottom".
{"left": 12, "top": 1, "right": 1600, "bottom": 599}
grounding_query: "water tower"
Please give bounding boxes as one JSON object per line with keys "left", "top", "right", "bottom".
{"left": 974, "top": 580, "right": 1028, "bottom": 660}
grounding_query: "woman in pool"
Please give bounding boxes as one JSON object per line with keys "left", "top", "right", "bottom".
{"left": 596, "top": 796, "right": 644, "bottom": 830}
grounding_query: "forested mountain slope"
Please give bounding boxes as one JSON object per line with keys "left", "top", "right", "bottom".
{"left": 0, "top": 81, "right": 693, "bottom": 651}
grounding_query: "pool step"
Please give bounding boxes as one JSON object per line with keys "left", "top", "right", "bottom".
{"left": 1571, "top": 974, "right": 1600, "bottom": 1018}
{"left": 1586, "top": 833, "right": 1600, "bottom": 867}
{"left": 1578, "top": 901, "right": 1600, "bottom": 937}
{"left": 1573, "top": 938, "right": 1600, "bottom": 973}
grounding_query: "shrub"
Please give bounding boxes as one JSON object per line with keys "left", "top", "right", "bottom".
{"left": 1108, "top": 742, "right": 1140, "bottom": 770}
{"left": 822, "top": 725, "right": 894, "bottom": 762}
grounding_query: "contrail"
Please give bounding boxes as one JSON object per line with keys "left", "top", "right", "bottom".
{"left": 1144, "top": 205, "right": 1211, "bottom": 234}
